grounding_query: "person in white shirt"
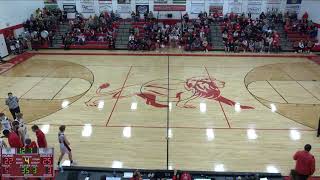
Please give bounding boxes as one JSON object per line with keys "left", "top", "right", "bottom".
{"left": 14, "top": 113, "right": 28, "bottom": 142}
{"left": 0, "top": 113, "right": 11, "bottom": 131}
{"left": 0, "top": 138, "right": 7, "bottom": 148}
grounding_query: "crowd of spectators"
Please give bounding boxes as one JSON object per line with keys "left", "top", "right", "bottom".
{"left": 284, "top": 12, "right": 318, "bottom": 38}
{"left": 63, "top": 11, "right": 120, "bottom": 49}
{"left": 5, "top": 7, "right": 62, "bottom": 55}
{"left": 284, "top": 11, "right": 318, "bottom": 53}
{"left": 221, "top": 11, "right": 281, "bottom": 53}
{"left": 128, "top": 11, "right": 211, "bottom": 52}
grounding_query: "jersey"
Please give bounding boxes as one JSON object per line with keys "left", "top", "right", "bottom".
{"left": 1, "top": 117, "right": 11, "bottom": 130}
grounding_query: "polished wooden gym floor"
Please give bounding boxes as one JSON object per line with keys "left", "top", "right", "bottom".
{"left": 1, "top": 50, "right": 319, "bottom": 175}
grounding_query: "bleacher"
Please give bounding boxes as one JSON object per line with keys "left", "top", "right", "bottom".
{"left": 56, "top": 166, "right": 284, "bottom": 180}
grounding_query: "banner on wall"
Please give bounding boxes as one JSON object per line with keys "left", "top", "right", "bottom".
{"left": 247, "top": 4, "right": 262, "bottom": 14}
{"left": 154, "top": 5, "right": 186, "bottom": 11}
{"left": 44, "top": 0, "right": 58, "bottom": 9}
{"left": 80, "top": 0, "right": 95, "bottom": 13}
{"left": 136, "top": 0, "right": 149, "bottom": 3}
{"left": 191, "top": 3, "right": 205, "bottom": 14}
{"left": 228, "top": 1, "right": 243, "bottom": 14}
{"left": 267, "top": 0, "right": 281, "bottom": 4}
{"left": 118, "top": 0, "right": 131, "bottom": 4}
{"left": 209, "top": 4, "right": 223, "bottom": 15}
{"left": 118, "top": 4, "right": 131, "bottom": 13}
{"left": 99, "top": 1, "right": 112, "bottom": 12}
{"left": 173, "top": 0, "right": 186, "bottom": 4}
{"left": 247, "top": 0, "right": 262, "bottom": 14}
{"left": 136, "top": 5, "right": 149, "bottom": 14}
{"left": 63, "top": 4, "right": 76, "bottom": 13}
{"left": 154, "top": 0, "right": 168, "bottom": 4}
{"left": 208, "top": 0, "right": 223, "bottom": 3}
{"left": 287, "top": 0, "right": 302, "bottom": 4}
{"left": 191, "top": 0, "right": 204, "bottom": 3}
{"left": 286, "top": 4, "right": 301, "bottom": 13}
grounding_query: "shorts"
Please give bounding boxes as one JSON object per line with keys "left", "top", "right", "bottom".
{"left": 60, "top": 143, "right": 71, "bottom": 154}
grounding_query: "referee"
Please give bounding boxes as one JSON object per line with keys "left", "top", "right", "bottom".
{"left": 5, "top": 92, "right": 20, "bottom": 120}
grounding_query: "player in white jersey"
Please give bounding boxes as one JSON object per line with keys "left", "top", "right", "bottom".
{"left": 57, "top": 125, "right": 74, "bottom": 167}
{"left": 0, "top": 113, "right": 11, "bottom": 131}
{"left": 0, "top": 137, "right": 7, "bottom": 148}
{"left": 14, "top": 113, "right": 28, "bottom": 142}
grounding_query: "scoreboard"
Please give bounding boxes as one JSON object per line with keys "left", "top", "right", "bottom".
{"left": 1, "top": 148, "right": 54, "bottom": 178}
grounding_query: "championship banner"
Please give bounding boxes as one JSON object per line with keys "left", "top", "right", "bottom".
{"left": 154, "top": 5, "right": 186, "bottom": 11}
{"left": 44, "top": 0, "right": 58, "bottom": 9}
{"left": 154, "top": 0, "right": 168, "bottom": 4}
{"left": 136, "top": 5, "right": 149, "bottom": 14}
{"left": 173, "top": 0, "right": 186, "bottom": 4}
{"left": 191, "top": 0, "right": 204, "bottom": 3}
{"left": 117, "top": 0, "right": 131, "bottom": 4}
{"left": 191, "top": 3, "right": 205, "bottom": 14}
{"left": 136, "top": 0, "right": 149, "bottom": 3}
{"left": 118, "top": 4, "right": 131, "bottom": 13}
{"left": 80, "top": 0, "right": 95, "bottom": 13}
{"left": 99, "top": 1, "right": 112, "bottom": 13}
{"left": 208, "top": 0, "right": 224, "bottom": 3}
{"left": 267, "top": 0, "right": 281, "bottom": 4}
{"left": 247, "top": 0, "right": 262, "bottom": 14}
{"left": 286, "top": 4, "right": 301, "bottom": 13}
{"left": 209, "top": 4, "right": 223, "bottom": 15}
{"left": 63, "top": 4, "right": 76, "bottom": 13}
{"left": 287, "top": 0, "right": 302, "bottom": 4}
{"left": 228, "top": 0, "right": 243, "bottom": 14}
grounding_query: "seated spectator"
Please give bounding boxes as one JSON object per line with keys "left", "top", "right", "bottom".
{"left": 302, "top": 12, "right": 308, "bottom": 20}
{"left": 306, "top": 40, "right": 314, "bottom": 53}
{"left": 298, "top": 40, "right": 305, "bottom": 53}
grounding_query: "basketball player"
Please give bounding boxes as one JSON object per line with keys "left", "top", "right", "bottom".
{"left": 0, "top": 137, "right": 7, "bottom": 148}
{"left": 14, "top": 113, "right": 28, "bottom": 141}
{"left": 31, "top": 125, "right": 47, "bottom": 148}
{"left": 0, "top": 113, "right": 11, "bottom": 131}
{"left": 57, "top": 125, "right": 74, "bottom": 167}
{"left": 12, "top": 121, "right": 25, "bottom": 146}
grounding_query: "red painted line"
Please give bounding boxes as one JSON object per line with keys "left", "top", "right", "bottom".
{"left": 29, "top": 123, "right": 316, "bottom": 131}
{"left": 218, "top": 101, "right": 231, "bottom": 128}
{"left": 204, "top": 66, "right": 231, "bottom": 128}
{"left": 32, "top": 52, "right": 317, "bottom": 58}
{"left": 105, "top": 66, "right": 132, "bottom": 126}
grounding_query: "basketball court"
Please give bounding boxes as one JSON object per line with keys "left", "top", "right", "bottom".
{"left": 1, "top": 51, "right": 319, "bottom": 175}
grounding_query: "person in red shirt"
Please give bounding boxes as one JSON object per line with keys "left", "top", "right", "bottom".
{"left": 2, "top": 129, "right": 23, "bottom": 148}
{"left": 25, "top": 138, "right": 37, "bottom": 149}
{"left": 302, "top": 12, "right": 308, "bottom": 20}
{"left": 291, "top": 144, "right": 315, "bottom": 180}
{"left": 31, "top": 125, "right": 47, "bottom": 148}
{"left": 173, "top": 170, "right": 191, "bottom": 180}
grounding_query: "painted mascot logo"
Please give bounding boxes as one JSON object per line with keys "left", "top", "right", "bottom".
{"left": 85, "top": 76, "right": 254, "bottom": 110}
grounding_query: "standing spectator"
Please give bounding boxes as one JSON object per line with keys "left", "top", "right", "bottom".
{"left": 5, "top": 92, "right": 20, "bottom": 120}
{"left": 2, "top": 129, "right": 23, "bottom": 148}
{"left": 291, "top": 144, "right": 315, "bottom": 180}
{"left": 0, "top": 113, "right": 11, "bottom": 131}
{"left": 31, "top": 125, "right": 47, "bottom": 148}
{"left": 57, "top": 125, "right": 74, "bottom": 167}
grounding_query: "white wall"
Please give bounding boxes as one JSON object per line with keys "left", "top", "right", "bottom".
{"left": 0, "top": 0, "right": 44, "bottom": 29}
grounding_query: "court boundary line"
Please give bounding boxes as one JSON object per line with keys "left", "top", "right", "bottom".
{"left": 105, "top": 66, "right": 133, "bottom": 126}
{"left": 32, "top": 52, "right": 317, "bottom": 58}
{"left": 51, "top": 78, "right": 73, "bottom": 100}
{"left": 204, "top": 66, "right": 231, "bottom": 128}
{"left": 266, "top": 80, "right": 289, "bottom": 103}
{"left": 28, "top": 123, "right": 316, "bottom": 131}
{"left": 282, "top": 70, "right": 320, "bottom": 102}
